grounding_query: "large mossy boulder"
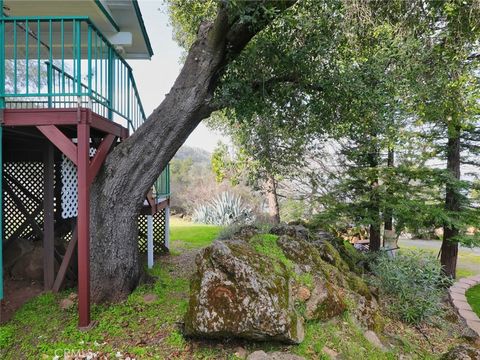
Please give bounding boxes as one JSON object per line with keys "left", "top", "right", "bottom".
{"left": 184, "top": 240, "right": 304, "bottom": 344}
{"left": 185, "top": 225, "right": 382, "bottom": 344}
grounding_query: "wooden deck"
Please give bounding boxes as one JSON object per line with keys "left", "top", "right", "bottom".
{"left": 1, "top": 107, "right": 127, "bottom": 328}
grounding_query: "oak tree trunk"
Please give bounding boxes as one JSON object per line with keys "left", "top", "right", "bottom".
{"left": 266, "top": 174, "right": 280, "bottom": 224}
{"left": 88, "top": 2, "right": 296, "bottom": 303}
{"left": 440, "top": 129, "right": 461, "bottom": 278}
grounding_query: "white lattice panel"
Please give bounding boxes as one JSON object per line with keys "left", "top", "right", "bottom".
{"left": 61, "top": 147, "right": 96, "bottom": 219}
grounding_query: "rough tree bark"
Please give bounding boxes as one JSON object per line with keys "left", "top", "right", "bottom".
{"left": 265, "top": 174, "right": 280, "bottom": 224}
{"left": 440, "top": 127, "right": 461, "bottom": 278}
{"left": 369, "top": 221, "right": 381, "bottom": 251}
{"left": 89, "top": 1, "right": 297, "bottom": 303}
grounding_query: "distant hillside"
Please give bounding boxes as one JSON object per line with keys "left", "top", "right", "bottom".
{"left": 173, "top": 146, "right": 211, "bottom": 164}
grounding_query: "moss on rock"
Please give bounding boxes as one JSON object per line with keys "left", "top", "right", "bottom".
{"left": 441, "top": 345, "right": 480, "bottom": 360}
{"left": 305, "top": 279, "right": 347, "bottom": 321}
{"left": 276, "top": 231, "right": 381, "bottom": 329}
{"left": 185, "top": 225, "right": 383, "bottom": 344}
{"left": 346, "top": 273, "right": 372, "bottom": 300}
{"left": 313, "top": 239, "right": 351, "bottom": 273}
{"left": 184, "top": 240, "right": 304, "bottom": 344}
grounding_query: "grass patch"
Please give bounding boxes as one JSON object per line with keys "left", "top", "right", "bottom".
{"left": 0, "top": 324, "right": 15, "bottom": 349}
{"left": 0, "top": 218, "right": 222, "bottom": 359}
{"left": 293, "top": 315, "right": 398, "bottom": 359}
{"left": 456, "top": 268, "right": 476, "bottom": 279}
{"left": 466, "top": 284, "right": 480, "bottom": 317}
{"left": 164, "top": 330, "right": 186, "bottom": 349}
{"left": 170, "top": 217, "right": 222, "bottom": 250}
{"left": 0, "top": 265, "right": 190, "bottom": 359}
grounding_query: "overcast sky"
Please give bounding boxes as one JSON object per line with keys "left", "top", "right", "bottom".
{"left": 129, "top": 1, "right": 226, "bottom": 153}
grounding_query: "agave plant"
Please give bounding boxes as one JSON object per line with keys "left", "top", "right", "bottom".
{"left": 192, "top": 192, "right": 255, "bottom": 226}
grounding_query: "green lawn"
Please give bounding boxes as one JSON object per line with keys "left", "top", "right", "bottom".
{"left": 0, "top": 264, "right": 192, "bottom": 359}
{"left": 170, "top": 217, "right": 222, "bottom": 250}
{"left": 466, "top": 284, "right": 480, "bottom": 317}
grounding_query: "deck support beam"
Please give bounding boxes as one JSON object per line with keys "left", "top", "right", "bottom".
{"left": 77, "top": 122, "right": 91, "bottom": 328}
{"left": 37, "top": 125, "right": 78, "bottom": 165}
{"left": 165, "top": 205, "right": 170, "bottom": 250}
{"left": 0, "top": 125, "right": 4, "bottom": 318}
{"left": 88, "top": 134, "right": 116, "bottom": 185}
{"left": 43, "top": 142, "right": 55, "bottom": 290}
{"left": 147, "top": 215, "right": 153, "bottom": 269}
{"left": 52, "top": 226, "right": 78, "bottom": 293}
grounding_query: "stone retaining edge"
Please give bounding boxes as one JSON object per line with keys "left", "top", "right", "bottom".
{"left": 449, "top": 275, "right": 480, "bottom": 337}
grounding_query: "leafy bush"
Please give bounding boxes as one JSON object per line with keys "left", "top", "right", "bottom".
{"left": 280, "top": 198, "right": 307, "bottom": 223}
{"left": 215, "top": 223, "right": 245, "bottom": 240}
{"left": 369, "top": 250, "right": 452, "bottom": 324}
{"left": 215, "top": 221, "right": 271, "bottom": 241}
{"left": 192, "top": 192, "right": 255, "bottom": 226}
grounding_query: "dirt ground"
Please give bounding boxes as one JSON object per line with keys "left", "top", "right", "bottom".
{"left": 0, "top": 278, "right": 44, "bottom": 323}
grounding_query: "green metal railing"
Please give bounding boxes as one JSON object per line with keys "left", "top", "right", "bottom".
{"left": 155, "top": 163, "right": 170, "bottom": 198}
{"left": 0, "top": 16, "right": 146, "bottom": 132}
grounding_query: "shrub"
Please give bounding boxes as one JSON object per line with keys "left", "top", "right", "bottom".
{"left": 369, "top": 250, "right": 452, "bottom": 324}
{"left": 215, "top": 223, "right": 244, "bottom": 240}
{"left": 215, "top": 221, "right": 274, "bottom": 241}
{"left": 280, "top": 198, "right": 307, "bottom": 223}
{"left": 192, "top": 192, "right": 255, "bottom": 226}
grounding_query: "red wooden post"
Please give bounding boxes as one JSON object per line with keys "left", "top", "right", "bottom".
{"left": 77, "top": 123, "right": 91, "bottom": 328}
{"left": 43, "top": 142, "right": 55, "bottom": 290}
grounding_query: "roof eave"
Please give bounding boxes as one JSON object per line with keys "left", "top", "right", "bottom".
{"left": 132, "top": 0, "right": 153, "bottom": 58}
